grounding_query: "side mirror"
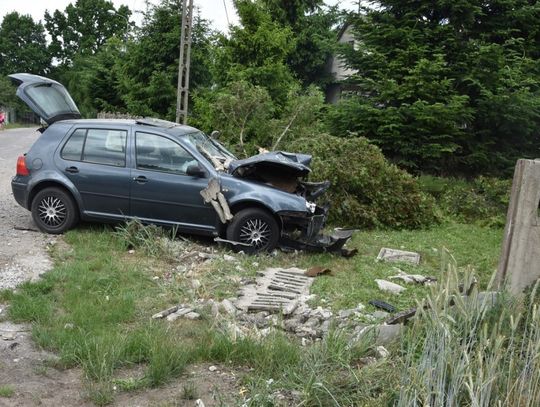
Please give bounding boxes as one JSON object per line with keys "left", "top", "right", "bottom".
{"left": 186, "top": 164, "right": 206, "bottom": 177}
{"left": 210, "top": 130, "right": 220, "bottom": 139}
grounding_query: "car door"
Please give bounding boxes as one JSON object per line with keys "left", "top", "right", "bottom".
{"left": 55, "top": 126, "right": 131, "bottom": 219}
{"left": 129, "top": 131, "right": 217, "bottom": 233}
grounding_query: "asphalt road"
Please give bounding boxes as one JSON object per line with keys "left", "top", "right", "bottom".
{"left": 0, "top": 127, "right": 52, "bottom": 289}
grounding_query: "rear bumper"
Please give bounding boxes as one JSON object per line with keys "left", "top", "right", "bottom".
{"left": 11, "top": 178, "right": 28, "bottom": 209}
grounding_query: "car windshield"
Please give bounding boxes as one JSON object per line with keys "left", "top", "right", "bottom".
{"left": 185, "top": 131, "right": 236, "bottom": 168}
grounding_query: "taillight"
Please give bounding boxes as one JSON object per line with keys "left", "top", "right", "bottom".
{"left": 16, "top": 156, "right": 30, "bottom": 176}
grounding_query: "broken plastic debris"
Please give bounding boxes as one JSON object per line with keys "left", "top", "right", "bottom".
{"left": 368, "top": 300, "right": 396, "bottom": 313}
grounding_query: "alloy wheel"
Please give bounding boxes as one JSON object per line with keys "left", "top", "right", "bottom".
{"left": 239, "top": 218, "right": 271, "bottom": 249}
{"left": 37, "top": 196, "right": 67, "bottom": 227}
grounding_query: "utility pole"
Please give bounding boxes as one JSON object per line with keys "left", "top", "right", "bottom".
{"left": 175, "top": 0, "right": 193, "bottom": 124}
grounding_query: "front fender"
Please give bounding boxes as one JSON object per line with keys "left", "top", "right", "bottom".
{"left": 220, "top": 175, "right": 308, "bottom": 214}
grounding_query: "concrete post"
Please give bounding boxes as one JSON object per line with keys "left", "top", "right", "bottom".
{"left": 496, "top": 159, "right": 540, "bottom": 293}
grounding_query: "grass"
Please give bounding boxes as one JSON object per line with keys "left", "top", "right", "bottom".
{"left": 0, "top": 385, "right": 15, "bottom": 398}
{"left": 0, "top": 221, "right": 504, "bottom": 405}
{"left": 1, "top": 123, "right": 35, "bottom": 130}
{"left": 191, "top": 222, "right": 502, "bottom": 314}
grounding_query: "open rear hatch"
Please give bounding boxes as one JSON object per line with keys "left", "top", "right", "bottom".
{"left": 9, "top": 73, "right": 81, "bottom": 125}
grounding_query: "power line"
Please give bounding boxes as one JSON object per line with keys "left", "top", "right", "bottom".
{"left": 222, "top": 0, "right": 230, "bottom": 26}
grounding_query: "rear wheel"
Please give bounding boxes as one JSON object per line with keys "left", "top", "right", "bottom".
{"left": 31, "top": 187, "right": 79, "bottom": 234}
{"left": 226, "top": 208, "right": 279, "bottom": 253}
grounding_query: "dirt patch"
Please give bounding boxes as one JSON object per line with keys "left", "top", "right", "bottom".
{"left": 113, "top": 363, "right": 240, "bottom": 406}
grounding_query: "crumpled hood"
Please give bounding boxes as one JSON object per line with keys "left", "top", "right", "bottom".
{"left": 228, "top": 151, "right": 312, "bottom": 178}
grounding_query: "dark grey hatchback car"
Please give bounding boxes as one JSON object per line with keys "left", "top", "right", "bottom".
{"left": 10, "top": 73, "right": 348, "bottom": 253}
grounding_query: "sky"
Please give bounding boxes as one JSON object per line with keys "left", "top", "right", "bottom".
{"left": 0, "top": 0, "right": 357, "bottom": 34}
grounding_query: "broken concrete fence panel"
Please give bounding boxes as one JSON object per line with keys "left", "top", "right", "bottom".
{"left": 200, "top": 178, "right": 220, "bottom": 202}
{"left": 152, "top": 305, "right": 180, "bottom": 319}
{"left": 166, "top": 308, "right": 194, "bottom": 321}
{"left": 377, "top": 248, "right": 420, "bottom": 265}
{"left": 217, "top": 192, "right": 233, "bottom": 221}
{"left": 200, "top": 178, "right": 232, "bottom": 224}
{"left": 376, "top": 324, "right": 404, "bottom": 345}
{"left": 375, "top": 279, "right": 406, "bottom": 294}
{"left": 496, "top": 159, "right": 540, "bottom": 293}
{"left": 210, "top": 200, "right": 227, "bottom": 224}
{"left": 389, "top": 269, "right": 436, "bottom": 285}
{"left": 184, "top": 312, "right": 201, "bottom": 320}
{"left": 236, "top": 267, "right": 312, "bottom": 314}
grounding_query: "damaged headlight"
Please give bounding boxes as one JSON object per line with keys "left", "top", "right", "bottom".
{"left": 306, "top": 201, "right": 316, "bottom": 214}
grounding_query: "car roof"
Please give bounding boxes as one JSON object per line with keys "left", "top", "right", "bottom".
{"left": 57, "top": 118, "right": 201, "bottom": 136}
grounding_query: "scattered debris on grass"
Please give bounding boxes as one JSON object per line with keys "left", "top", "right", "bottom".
{"left": 304, "top": 266, "right": 333, "bottom": 277}
{"left": 236, "top": 267, "right": 312, "bottom": 315}
{"left": 376, "top": 247, "right": 420, "bottom": 265}
{"left": 375, "top": 279, "right": 406, "bottom": 294}
{"left": 389, "top": 268, "right": 437, "bottom": 285}
{"left": 369, "top": 300, "right": 396, "bottom": 313}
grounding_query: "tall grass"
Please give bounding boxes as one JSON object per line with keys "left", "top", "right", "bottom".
{"left": 397, "top": 255, "right": 540, "bottom": 406}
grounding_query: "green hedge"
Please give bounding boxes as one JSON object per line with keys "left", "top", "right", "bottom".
{"left": 286, "top": 134, "right": 438, "bottom": 229}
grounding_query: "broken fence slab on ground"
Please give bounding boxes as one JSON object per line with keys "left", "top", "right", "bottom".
{"left": 235, "top": 267, "right": 313, "bottom": 315}
{"left": 377, "top": 248, "right": 420, "bottom": 265}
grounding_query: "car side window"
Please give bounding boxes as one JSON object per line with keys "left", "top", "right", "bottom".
{"left": 136, "top": 132, "right": 196, "bottom": 175}
{"left": 61, "top": 129, "right": 86, "bottom": 161}
{"left": 61, "top": 128, "right": 127, "bottom": 166}
{"left": 83, "top": 129, "right": 127, "bottom": 167}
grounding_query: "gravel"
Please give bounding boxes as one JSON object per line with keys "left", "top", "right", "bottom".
{"left": 0, "top": 128, "right": 53, "bottom": 290}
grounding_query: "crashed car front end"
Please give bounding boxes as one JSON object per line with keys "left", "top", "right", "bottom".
{"left": 224, "top": 151, "right": 354, "bottom": 253}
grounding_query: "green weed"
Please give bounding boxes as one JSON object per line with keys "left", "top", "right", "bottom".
{"left": 0, "top": 385, "right": 14, "bottom": 398}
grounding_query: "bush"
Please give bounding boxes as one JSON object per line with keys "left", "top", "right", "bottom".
{"left": 419, "top": 176, "right": 511, "bottom": 226}
{"left": 286, "top": 134, "right": 438, "bottom": 229}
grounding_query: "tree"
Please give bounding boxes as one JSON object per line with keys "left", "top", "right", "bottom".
{"left": 0, "top": 12, "right": 50, "bottom": 76}
{"left": 116, "top": 0, "right": 215, "bottom": 119}
{"left": 44, "top": 0, "right": 131, "bottom": 64}
{"left": 330, "top": 0, "right": 540, "bottom": 175}
{"left": 213, "top": 0, "right": 298, "bottom": 108}
{"left": 261, "top": 0, "right": 340, "bottom": 87}
{"left": 60, "top": 38, "right": 126, "bottom": 117}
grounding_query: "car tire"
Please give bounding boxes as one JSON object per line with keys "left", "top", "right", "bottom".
{"left": 226, "top": 208, "right": 279, "bottom": 253}
{"left": 31, "top": 187, "right": 79, "bottom": 234}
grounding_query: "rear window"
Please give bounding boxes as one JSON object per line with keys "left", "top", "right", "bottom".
{"left": 61, "top": 128, "right": 127, "bottom": 167}
{"left": 26, "top": 83, "right": 79, "bottom": 118}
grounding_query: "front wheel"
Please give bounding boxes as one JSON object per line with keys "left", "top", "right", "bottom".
{"left": 31, "top": 187, "right": 79, "bottom": 234}
{"left": 226, "top": 208, "right": 279, "bottom": 253}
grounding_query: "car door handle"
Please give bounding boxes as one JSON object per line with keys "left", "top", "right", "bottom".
{"left": 65, "top": 166, "right": 79, "bottom": 174}
{"left": 133, "top": 175, "right": 148, "bottom": 183}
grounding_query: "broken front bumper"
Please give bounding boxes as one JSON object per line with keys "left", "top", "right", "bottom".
{"left": 278, "top": 206, "right": 354, "bottom": 253}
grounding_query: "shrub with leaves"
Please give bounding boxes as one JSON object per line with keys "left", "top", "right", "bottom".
{"left": 435, "top": 176, "right": 511, "bottom": 226}
{"left": 287, "top": 134, "right": 438, "bottom": 229}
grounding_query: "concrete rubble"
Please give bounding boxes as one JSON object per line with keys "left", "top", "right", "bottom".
{"left": 152, "top": 267, "right": 406, "bottom": 345}
{"left": 389, "top": 267, "right": 436, "bottom": 285}
{"left": 375, "top": 279, "right": 406, "bottom": 294}
{"left": 377, "top": 248, "right": 421, "bottom": 265}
